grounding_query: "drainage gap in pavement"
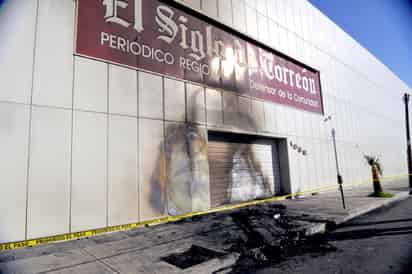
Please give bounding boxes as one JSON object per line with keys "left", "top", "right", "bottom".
{"left": 162, "top": 245, "right": 227, "bottom": 269}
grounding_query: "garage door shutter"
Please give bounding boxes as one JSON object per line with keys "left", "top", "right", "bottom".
{"left": 208, "top": 140, "right": 276, "bottom": 208}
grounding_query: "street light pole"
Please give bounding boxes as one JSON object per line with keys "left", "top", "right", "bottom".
{"left": 403, "top": 93, "right": 412, "bottom": 194}
{"left": 332, "top": 128, "right": 346, "bottom": 209}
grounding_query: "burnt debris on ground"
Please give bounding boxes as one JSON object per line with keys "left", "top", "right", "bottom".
{"left": 224, "top": 204, "right": 337, "bottom": 273}
{"left": 161, "top": 203, "right": 337, "bottom": 272}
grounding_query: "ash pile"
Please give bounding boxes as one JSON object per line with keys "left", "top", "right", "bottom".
{"left": 163, "top": 203, "right": 336, "bottom": 273}
{"left": 222, "top": 204, "right": 337, "bottom": 273}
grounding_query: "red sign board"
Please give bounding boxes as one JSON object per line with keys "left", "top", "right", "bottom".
{"left": 76, "top": 0, "right": 323, "bottom": 114}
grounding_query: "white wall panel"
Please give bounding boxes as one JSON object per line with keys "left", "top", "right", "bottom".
{"left": 294, "top": 110, "right": 303, "bottom": 137}
{"left": 202, "top": 0, "right": 218, "bottom": 18}
{"left": 232, "top": 0, "right": 246, "bottom": 32}
{"left": 277, "top": 25, "right": 289, "bottom": 55}
{"left": 263, "top": 102, "right": 275, "bottom": 133}
{"left": 291, "top": 0, "right": 303, "bottom": 38}
{"left": 206, "top": 88, "right": 223, "bottom": 126}
{"left": 71, "top": 111, "right": 107, "bottom": 232}
{"left": 283, "top": 0, "right": 295, "bottom": 33}
{"left": 238, "top": 96, "right": 253, "bottom": 131}
{"left": 274, "top": 0, "right": 286, "bottom": 27}
{"left": 266, "top": 0, "right": 275, "bottom": 21}
{"left": 139, "top": 118, "right": 166, "bottom": 221}
{"left": 0, "top": 1, "right": 37, "bottom": 104}
{"left": 275, "top": 104, "right": 286, "bottom": 135}
{"left": 245, "top": 5, "right": 258, "bottom": 38}
{"left": 27, "top": 106, "right": 71, "bottom": 239}
{"left": 245, "top": 0, "right": 257, "bottom": 9}
{"left": 269, "top": 20, "right": 280, "bottom": 51}
{"left": 138, "top": 72, "right": 163, "bottom": 120}
{"left": 186, "top": 83, "right": 206, "bottom": 124}
{"left": 222, "top": 91, "right": 238, "bottom": 127}
{"left": 285, "top": 108, "right": 296, "bottom": 136}
{"left": 218, "top": 0, "right": 233, "bottom": 26}
{"left": 108, "top": 115, "right": 139, "bottom": 226}
{"left": 74, "top": 57, "right": 108, "bottom": 113}
{"left": 109, "top": 65, "right": 137, "bottom": 116}
{"left": 164, "top": 78, "right": 185, "bottom": 122}
{"left": 0, "top": 103, "right": 29, "bottom": 242}
{"left": 251, "top": 99, "right": 265, "bottom": 132}
{"left": 291, "top": 149, "right": 303, "bottom": 193}
{"left": 32, "top": 0, "right": 74, "bottom": 108}
{"left": 287, "top": 31, "right": 297, "bottom": 59}
{"left": 256, "top": 0, "right": 267, "bottom": 15}
{"left": 312, "top": 141, "right": 321, "bottom": 188}
{"left": 181, "top": 0, "right": 201, "bottom": 10}
{"left": 257, "top": 15, "right": 269, "bottom": 44}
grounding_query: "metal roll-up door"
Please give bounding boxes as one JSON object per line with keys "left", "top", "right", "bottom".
{"left": 208, "top": 139, "right": 277, "bottom": 208}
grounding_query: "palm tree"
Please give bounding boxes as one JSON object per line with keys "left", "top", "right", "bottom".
{"left": 364, "top": 155, "right": 383, "bottom": 195}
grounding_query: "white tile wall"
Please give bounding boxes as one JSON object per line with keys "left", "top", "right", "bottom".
{"left": 206, "top": 88, "right": 223, "bottom": 126}
{"left": 238, "top": 96, "right": 253, "bottom": 131}
{"left": 202, "top": 0, "right": 218, "bottom": 18}
{"left": 186, "top": 83, "right": 206, "bottom": 124}
{"left": 263, "top": 102, "right": 276, "bottom": 133}
{"left": 71, "top": 111, "right": 107, "bottom": 232}
{"left": 164, "top": 78, "right": 186, "bottom": 122}
{"left": 108, "top": 115, "right": 139, "bottom": 226}
{"left": 109, "top": 65, "right": 138, "bottom": 117}
{"left": 222, "top": 91, "right": 238, "bottom": 127}
{"left": 138, "top": 72, "right": 163, "bottom": 120}
{"left": 181, "top": 0, "right": 201, "bottom": 10}
{"left": 256, "top": 0, "right": 267, "bottom": 15}
{"left": 74, "top": 57, "right": 108, "bottom": 113}
{"left": 257, "top": 14, "right": 269, "bottom": 44}
{"left": 232, "top": 0, "right": 246, "bottom": 32}
{"left": 32, "top": 0, "right": 75, "bottom": 108}
{"left": 245, "top": 5, "right": 258, "bottom": 38}
{"left": 245, "top": 0, "right": 257, "bottom": 9}
{"left": 218, "top": 0, "right": 233, "bottom": 26}
{"left": 0, "top": 103, "right": 30, "bottom": 242}
{"left": 0, "top": 0, "right": 37, "bottom": 104}
{"left": 139, "top": 118, "right": 166, "bottom": 221}
{"left": 268, "top": 20, "right": 280, "bottom": 51}
{"left": 27, "top": 106, "right": 71, "bottom": 239}
{"left": 251, "top": 99, "right": 265, "bottom": 132}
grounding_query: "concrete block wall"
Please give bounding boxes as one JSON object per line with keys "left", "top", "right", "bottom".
{"left": 0, "top": 0, "right": 409, "bottom": 243}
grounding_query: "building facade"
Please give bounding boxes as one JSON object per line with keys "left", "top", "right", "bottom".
{"left": 0, "top": 0, "right": 410, "bottom": 244}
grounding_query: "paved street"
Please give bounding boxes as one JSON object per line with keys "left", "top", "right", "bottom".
{"left": 0, "top": 179, "right": 409, "bottom": 274}
{"left": 255, "top": 197, "right": 412, "bottom": 274}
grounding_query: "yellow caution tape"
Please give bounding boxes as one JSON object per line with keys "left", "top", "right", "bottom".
{"left": 0, "top": 173, "right": 410, "bottom": 252}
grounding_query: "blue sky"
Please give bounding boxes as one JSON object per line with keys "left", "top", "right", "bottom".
{"left": 309, "top": 0, "right": 412, "bottom": 89}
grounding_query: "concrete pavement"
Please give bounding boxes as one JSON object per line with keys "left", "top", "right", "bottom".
{"left": 0, "top": 178, "right": 409, "bottom": 274}
{"left": 279, "top": 178, "right": 410, "bottom": 226}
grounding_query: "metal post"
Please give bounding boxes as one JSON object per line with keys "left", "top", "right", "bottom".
{"left": 332, "top": 128, "right": 346, "bottom": 209}
{"left": 403, "top": 93, "right": 412, "bottom": 194}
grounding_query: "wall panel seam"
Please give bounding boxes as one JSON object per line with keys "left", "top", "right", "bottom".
{"left": 25, "top": 0, "right": 40, "bottom": 241}
{"left": 106, "top": 64, "right": 110, "bottom": 227}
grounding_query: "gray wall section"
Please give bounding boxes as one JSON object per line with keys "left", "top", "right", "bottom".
{"left": 0, "top": 0, "right": 410, "bottom": 243}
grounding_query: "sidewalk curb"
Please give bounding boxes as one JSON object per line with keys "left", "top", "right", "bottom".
{"left": 335, "top": 191, "right": 410, "bottom": 226}
{"left": 293, "top": 191, "right": 411, "bottom": 238}
{"left": 302, "top": 191, "right": 411, "bottom": 236}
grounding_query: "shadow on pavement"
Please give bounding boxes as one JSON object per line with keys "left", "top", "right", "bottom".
{"left": 339, "top": 218, "right": 412, "bottom": 228}
{"left": 327, "top": 226, "right": 412, "bottom": 241}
